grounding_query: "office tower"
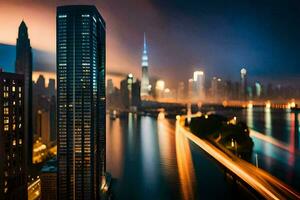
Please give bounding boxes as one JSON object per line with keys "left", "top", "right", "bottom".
{"left": 140, "top": 33, "right": 150, "bottom": 98}
{"left": 15, "top": 20, "right": 33, "bottom": 168}
{"left": 107, "top": 79, "right": 114, "bottom": 95}
{"left": 37, "top": 110, "right": 50, "bottom": 146}
{"left": 57, "top": 5, "right": 106, "bottom": 200}
{"left": 41, "top": 158, "right": 57, "bottom": 200}
{"left": 48, "top": 78, "right": 56, "bottom": 97}
{"left": 240, "top": 68, "right": 247, "bottom": 100}
{"left": 0, "top": 72, "right": 27, "bottom": 199}
{"left": 188, "top": 78, "right": 194, "bottom": 100}
{"left": 120, "top": 74, "right": 141, "bottom": 110}
{"left": 155, "top": 80, "right": 165, "bottom": 99}
{"left": 193, "top": 71, "right": 205, "bottom": 101}
{"left": 50, "top": 95, "right": 57, "bottom": 143}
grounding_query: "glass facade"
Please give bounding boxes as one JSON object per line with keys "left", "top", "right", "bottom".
{"left": 57, "top": 5, "right": 106, "bottom": 200}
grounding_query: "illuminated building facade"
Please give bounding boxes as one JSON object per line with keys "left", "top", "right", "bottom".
{"left": 140, "top": 33, "right": 150, "bottom": 98}
{"left": 193, "top": 70, "right": 205, "bottom": 101}
{"left": 15, "top": 21, "right": 33, "bottom": 168}
{"left": 0, "top": 72, "right": 27, "bottom": 199}
{"left": 57, "top": 5, "right": 106, "bottom": 199}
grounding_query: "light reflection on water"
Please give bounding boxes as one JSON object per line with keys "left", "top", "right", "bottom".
{"left": 107, "top": 113, "right": 231, "bottom": 199}
{"left": 141, "top": 116, "right": 157, "bottom": 186}
{"left": 175, "top": 123, "right": 196, "bottom": 200}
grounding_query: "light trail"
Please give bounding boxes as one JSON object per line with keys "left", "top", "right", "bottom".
{"left": 250, "top": 129, "right": 299, "bottom": 154}
{"left": 176, "top": 116, "right": 300, "bottom": 200}
{"left": 28, "top": 178, "right": 41, "bottom": 200}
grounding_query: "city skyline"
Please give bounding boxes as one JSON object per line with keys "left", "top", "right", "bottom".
{"left": 1, "top": 0, "right": 300, "bottom": 87}
{"left": 1, "top": 1, "right": 300, "bottom": 200}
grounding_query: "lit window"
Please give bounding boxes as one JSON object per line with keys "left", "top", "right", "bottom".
{"left": 58, "top": 14, "right": 67, "bottom": 18}
{"left": 3, "top": 92, "right": 8, "bottom": 98}
{"left": 19, "top": 139, "right": 22, "bottom": 145}
{"left": 12, "top": 140, "right": 16, "bottom": 146}
{"left": 4, "top": 125, "right": 9, "bottom": 131}
{"left": 4, "top": 117, "right": 9, "bottom": 124}
{"left": 12, "top": 86, "right": 15, "bottom": 92}
{"left": 4, "top": 108, "right": 9, "bottom": 115}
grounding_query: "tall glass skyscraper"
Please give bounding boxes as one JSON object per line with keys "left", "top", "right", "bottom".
{"left": 56, "top": 5, "right": 106, "bottom": 200}
{"left": 15, "top": 21, "right": 33, "bottom": 168}
{"left": 140, "top": 33, "right": 150, "bottom": 98}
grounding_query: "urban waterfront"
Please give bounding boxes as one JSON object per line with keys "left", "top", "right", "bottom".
{"left": 107, "top": 108, "right": 300, "bottom": 199}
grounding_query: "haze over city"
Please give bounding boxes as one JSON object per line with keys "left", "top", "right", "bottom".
{"left": 1, "top": 0, "right": 300, "bottom": 86}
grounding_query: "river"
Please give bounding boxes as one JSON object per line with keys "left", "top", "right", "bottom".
{"left": 106, "top": 108, "right": 300, "bottom": 199}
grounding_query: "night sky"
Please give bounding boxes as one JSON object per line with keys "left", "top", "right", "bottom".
{"left": 0, "top": 0, "right": 300, "bottom": 87}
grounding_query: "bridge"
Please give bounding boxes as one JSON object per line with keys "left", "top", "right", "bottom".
{"left": 176, "top": 115, "right": 300, "bottom": 200}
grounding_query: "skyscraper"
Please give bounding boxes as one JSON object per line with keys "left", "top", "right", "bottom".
{"left": 140, "top": 33, "right": 150, "bottom": 98}
{"left": 0, "top": 71, "right": 27, "bottom": 199}
{"left": 240, "top": 68, "right": 247, "bottom": 100}
{"left": 193, "top": 70, "right": 205, "bottom": 101}
{"left": 57, "top": 5, "right": 106, "bottom": 199}
{"left": 15, "top": 21, "right": 33, "bottom": 168}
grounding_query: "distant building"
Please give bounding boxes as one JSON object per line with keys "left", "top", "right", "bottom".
{"left": 57, "top": 5, "right": 106, "bottom": 199}
{"left": 240, "top": 68, "right": 247, "bottom": 100}
{"left": 37, "top": 110, "right": 50, "bottom": 146}
{"left": 155, "top": 80, "right": 165, "bottom": 100}
{"left": 48, "top": 79, "right": 55, "bottom": 97}
{"left": 193, "top": 71, "right": 205, "bottom": 101}
{"left": 41, "top": 158, "right": 57, "bottom": 200}
{"left": 0, "top": 72, "right": 27, "bottom": 199}
{"left": 107, "top": 79, "right": 114, "bottom": 95}
{"left": 140, "top": 33, "right": 150, "bottom": 98}
{"left": 120, "top": 74, "right": 141, "bottom": 110}
{"left": 188, "top": 78, "right": 194, "bottom": 100}
{"left": 15, "top": 20, "right": 33, "bottom": 168}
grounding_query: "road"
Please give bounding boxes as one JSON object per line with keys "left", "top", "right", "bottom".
{"left": 177, "top": 116, "right": 300, "bottom": 200}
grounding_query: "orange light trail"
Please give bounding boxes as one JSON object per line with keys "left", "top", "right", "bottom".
{"left": 176, "top": 116, "right": 300, "bottom": 200}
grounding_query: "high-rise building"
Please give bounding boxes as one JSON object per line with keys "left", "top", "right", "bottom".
{"left": 48, "top": 78, "right": 56, "bottom": 97}
{"left": 240, "top": 68, "right": 247, "bottom": 100}
{"left": 15, "top": 21, "right": 33, "bottom": 168}
{"left": 193, "top": 70, "right": 205, "bottom": 101}
{"left": 107, "top": 79, "right": 114, "bottom": 95}
{"left": 140, "top": 33, "right": 150, "bottom": 98}
{"left": 188, "top": 78, "right": 194, "bottom": 100}
{"left": 50, "top": 95, "right": 57, "bottom": 143}
{"left": 155, "top": 80, "right": 165, "bottom": 100}
{"left": 57, "top": 5, "right": 106, "bottom": 199}
{"left": 0, "top": 72, "right": 27, "bottom": 199}
{"left": 120, "top": 74, "right": 141, "bottom": 110}
{"left": 41, "top": 158, "right": 57, "bottom": 200}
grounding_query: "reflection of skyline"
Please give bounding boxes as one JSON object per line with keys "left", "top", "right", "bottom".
{"left": 141, "top": 116, "right": 158, "bottom": 186}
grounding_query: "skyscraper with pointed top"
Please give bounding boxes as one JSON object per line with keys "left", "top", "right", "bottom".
{"left": 140, "top": 33, "right": 150, "bottom": 98}
{"left": 15, "top": 20, "right": 33, "bottom": 168}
